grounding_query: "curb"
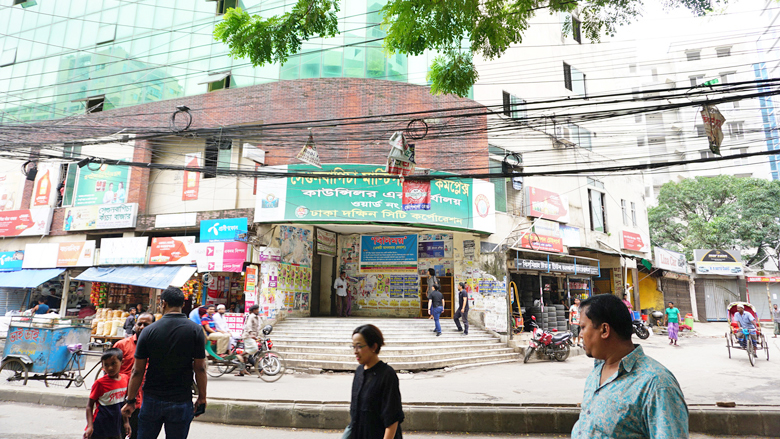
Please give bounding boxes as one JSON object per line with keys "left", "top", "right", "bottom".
{"left": 1, "top": 388, "right": 778, "bottom": 436}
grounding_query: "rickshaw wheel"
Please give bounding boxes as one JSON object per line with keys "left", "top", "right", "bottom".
{"left": 761, "top": 334, "right": 769, "bottom": 361}
{"left": 206, "top": 361, "right": 231, "bottom": 378}
{"left": 746, "top": 340, "right": 755, "bottom": 367}
{"left": 726, "top": 335, "right": 731, "bottom": 359}
{"left": 45, "top": 371, "right": 73, "bottom": 388}
{"left": 0, "top": 359, "right": 28, "bottom": 386}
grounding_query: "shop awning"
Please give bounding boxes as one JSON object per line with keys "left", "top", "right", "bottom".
{"left": 75, "top": 266, "right": 196, "bottom": 290}
{"left": 0, "top": 268, "right": 65, "bottom": 288}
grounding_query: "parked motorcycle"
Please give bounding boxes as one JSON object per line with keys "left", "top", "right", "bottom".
{"left": 633, "top": 319, "right": 650, "bottom": 339}
{"left": 523, "top": 316, "right": 573, "bottom": 363}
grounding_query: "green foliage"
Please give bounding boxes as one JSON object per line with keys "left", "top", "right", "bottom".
{"left": 214, "top": 0, "right": 722, "bottom": 97}
{"left": 649, "top": 176, "right": 780, "bottom": 267}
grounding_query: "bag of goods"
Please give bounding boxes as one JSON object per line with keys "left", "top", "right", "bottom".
{"left": 96, "top": 321, "right": 105, "bottom": 336}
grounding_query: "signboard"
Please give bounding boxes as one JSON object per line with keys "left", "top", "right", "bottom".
{"left": 402, "top": 180, "right": 431, "bottom": 211}
{"left": 693, "top": 249, "right": 743, "bottom": 276}
{"left": 23, "top": 241, "right": 96, "bottom": 268}
{"left": 182, "top": 153, "right": 201, "bottom": 201}
{"left": 360, "top": 234, "right": 418, "bottom": 272}
{"left": 64, "top": 203, "right": 138, "bottom": 231}
{"left": 255, "top": 246, "right": 281, "bottom": 262}
{"left": 524, "top": 186, "right": 570, "bottom": 223}
{"left": 193, "top": 242, "right": 248, "bottom": 272}
{"left": 0, "top": 207, "right": 53, "bottom": 237}
{"left": 0, "top": 172, "right": 22, "bottom": 211}
{"left": 620, "top": 230, "right": 650, "bottom": 253}
{"left": 519, "top": 233, "right": 564, "bottom": 253}
{"left": 654, "top": 247, "right": 688, "bottom": 274}
{"left": 514, "top": 258, "right": 600, "bottom": 275}
{"left": 73, "top": 162, "right": 131, "bottom": 206}
{"left": 254, "top": 164, "right": 495, "bottom": 234}
{"left": 31, "top": 162, "right": 61, "bottom": 207}
{"left": 746, "top": 276, "right": 780, "bottom": 283}
{"left": 418, "top": 233, "right": 453, "bottom": 259}
{"left": 0, "top": 250, "right": 24, "bottom": 272}
{"left": 316, "top": 229, "right": 337, "bottom": 257}
{"left": 463, "top": 240, "right": 476, "bottom": 260}
{"left": 99, "top": 237, "right": 148, "bottom": 265}
{"left": 223, "top": 313, "right": 245, "bottom": 338}
{"left": 149, "top": 236, "right": 196, "bottom": 265}
{"left": 199, "top": 217, "right": 248, "bottom": 243}
{"left": 560, "top": 225, "right": 581, "bottom": 247}
{"left": 154, "top": 212, "right": 197, "bottom": 229}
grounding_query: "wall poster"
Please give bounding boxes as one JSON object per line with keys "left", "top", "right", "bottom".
{"left": 360, "top": 234, "right": 418, "bottom": 272}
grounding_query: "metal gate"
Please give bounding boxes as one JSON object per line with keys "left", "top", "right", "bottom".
{"left": 0, "top": 288, "right": 27, "bottom": 315}
{"left": 660, "top": 278, "right": 692, "bottom": 317}
{"left": 703, "top": 279, "right": 740, "bottom": 321}
{"left": 746, "top": 282, "right": 779, "bottom": 321}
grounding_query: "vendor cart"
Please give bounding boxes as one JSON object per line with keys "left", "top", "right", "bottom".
{"left": 0, "top": 316, "right": 92, "bottom": 387}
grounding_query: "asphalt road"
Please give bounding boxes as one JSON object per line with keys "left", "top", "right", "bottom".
{"left": 0, "top": 402, "right": 772, "bottom": 439}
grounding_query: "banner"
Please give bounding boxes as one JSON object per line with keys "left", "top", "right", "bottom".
{"left": 244, "top": 265, "right": 259, "bottom": 312}
{"left": 654, "top": 247, "right": 688, "bottom": 274}
{"left": 316, "top": 229, "right": 337, "bottom": 257}
{"left": 296, "top": 133, "right": 322, "bottom": 168}
{"left": 0, "top": 250, "right": 24, "bottom": 272}
{"left": 73, "top": 162, "right": 131, "bottom": 206}
{"left": 360, "top": 234, "right": 417, "bottom": 272}
{"left": 23, "top": 241, "right": 96, "bottom": 268}
{"left": 418, "top": 233, "right": 453, "bottom": 259}
{"left": 63, "top": 203, "right": 138, "bottom": 231}
{"left": 620, "top": 230, "right": 650, "bottom": 252}
{"left": 200, "top": 217, "right": 248, "bottom": 243}
{"left": 193, "top": 242, "right": 248, "bottom": 272}
{"left": 99, "top": 237, "right": 148, "bottom": 265}
{"left": 402, "top": 179, "right": 431, "bottom": 211}
{"left": 0, "top": 207, "right": 53, "bottom": 237}
{"left": 254, "top": 164, "right": 494, "bottom": 233}
{"left": 515, "top": 258, "right": 600, "bottom": 275}
{"left": 524, "top": 186, "right": 570, "bottom": 223}
{"left": 693, "top": 249, "right": 743, "bottom": 276}
{"left": 0, "top": 171, "right": 22, "bottom": 211}
{"left": 149, "top": 236, "right": 196, "bottom": 265}
{"left": 182, "top": 153, "right": 201, "bottom": 201}
{"left": 32, "top": 162, "right": 62, "bottom": 207}
{"left": 519, "top": 233, "right": 564, "bottom": 253}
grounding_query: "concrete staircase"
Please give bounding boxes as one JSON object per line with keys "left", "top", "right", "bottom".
{"left": 270, "top": 317, "right": 519, "bottom": 371}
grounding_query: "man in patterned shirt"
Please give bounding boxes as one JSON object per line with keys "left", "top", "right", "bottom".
{"left": 571, "top": 294, "right": 688, "bottom": 439}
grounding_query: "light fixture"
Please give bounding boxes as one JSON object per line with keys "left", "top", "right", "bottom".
{"left": 77, "top": 158, "right": 90, "bottom": 168}
{"left": 176, "top": 105, "right": 190, "bottom": 112}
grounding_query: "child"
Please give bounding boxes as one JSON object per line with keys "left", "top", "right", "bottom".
{"left": 84, "top": 348, "right": 130, "bottom": 439}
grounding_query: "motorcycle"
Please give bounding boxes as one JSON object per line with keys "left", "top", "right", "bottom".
{"left": 633, "top": 318, "right": 650, "bottom": 339}
{"left": 523, "top": 315, "right": 573, "bottom": 363}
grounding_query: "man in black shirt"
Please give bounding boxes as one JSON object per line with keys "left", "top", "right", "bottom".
{"left": 428, "top": 285, "right": 445, "bottom": 336}
{"left": 122, "top": 287, "right": 207, "bottom": 439}
{"left": 454, "top": 282, "right": 470, "bottom": 335}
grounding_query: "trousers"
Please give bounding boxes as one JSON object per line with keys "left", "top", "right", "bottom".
{"left": 336, "top": 295, "right": 347, "bottom": 317}
{"left": 208, "top": 332, "right": 230, "bottom": 355}
{"left": 454, "top": 308, "right": 469, "bottom": 334}
{"left": 431, "top": 306, "right": 443, "bottom": 334}
{"left": 137, "top": 395, "right": 194, "bottom": 439}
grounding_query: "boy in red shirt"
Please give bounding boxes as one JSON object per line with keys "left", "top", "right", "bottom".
{"left": 84, "top": 348, "right": 130, "bottom": 439}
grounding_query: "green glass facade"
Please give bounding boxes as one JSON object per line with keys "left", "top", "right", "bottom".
{"left": 0, "top": 0, "right": 439, "bottom": 122}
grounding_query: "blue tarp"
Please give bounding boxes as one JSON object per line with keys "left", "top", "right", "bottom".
{"left": 0, "top": 268, "right": 65, "bottom": 288}
{"left": 75, "top": 266, "right": 192, "bottom": 290}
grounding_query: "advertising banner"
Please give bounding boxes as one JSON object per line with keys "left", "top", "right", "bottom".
{"left": 0, "top": 171, "right": 22, "bottom": 211}
{"left": 0, "top": 250, "right": 24, "bottom": 271}
{"left": 73, "top": 162, "right": 131, "bottom": 206}
{"left": 193, "top": 242, "right": 248, "bottom": 272}
{"left": 402, "top": 179, "right": 431, "bottom": 211}
{"left": 524, "top": 186, "right": 570, "bottom": 223}
{"left": 654, "top": 247, "right": 688, "bottom": 274}
{"left": 254, "top": 164, "right": 494, "bottom": 233}
{"left": 98, "top": 237, "right": 148, "bottom": 265}
{"left": 63, "top": 203, "right": 138, "bottom": 231}
{"left": 255, "top": 246, "right": 281, "bottom": 262}
{"left": 199, "top": 217, "right": 248, "bottom": 243}
{"left": 149, "top": 236, "right": 196, "bottom": 265}
{"left": 693, "top": 249, "right": 743, "bottom": 276}
{"left": 418, "top": 233, "right": 453, "bottom": 259}
{"left": 31, "top": 162, "right": 62, "bottom": 207}
{"left": 360, "top": 234, "right": 418, "bottom": 272}
{"left": 519, "top": 233, "right": 564, "bottom": 253}
{"left": 182, "top": 153, "right": 201, "bottom": 201}
{"left": 515, "top": 258, "right": 600, "bottom": 275}
{"left": 560, "top": 225, "right": 581, "bottom": 247}
{"left": 244, "top": 265, "right": 258, "bottom": 312}
{"left": 0, "top": 207, "right": 53, "bottom": 237}
{"left": 23, "top": 241, "right": 96, "bottom": 268}
{"left": 746, "top": 276, "right": 780, "bottom": 283}
{"left": 620, "top": 230, "right": 650, "bottom": 253}
{"left": 316, "top": 229, "right": 337, "bottom": 257}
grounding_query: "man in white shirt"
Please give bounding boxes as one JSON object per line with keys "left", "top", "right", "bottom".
{"left": 570, "top": 297, "right": 582, "bottom": 347}
{"left": 213, "top": 304, "right": 234, "bottom": 349}
{"left": 333, "top": 271, "right": 348, "bottom": 317}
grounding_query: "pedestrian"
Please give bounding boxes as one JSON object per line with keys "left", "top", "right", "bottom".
{"left": 213, "top": 304, "right": 235, "bottom": 349}
{"left": 135, "top": 303, "right": 143, "bottom": 314}
{"left": 664, "top": 302, "right": 681, "bottom": 346}
{"left": 428, "top": 284, "right": 444, "bottom": 336}
{"left": 622, "top": 293, "right": 632, "bottom": 311}
{"left": 772, "top": 304, "right": 780, "bottom": 338}
{"left": 347, "top": 324, "right": 404, "bottom": 439}
{"left": 123, "top": 308, "right": 137, "bottom": 338}
{"left": 84, "top": 348, "right": 130, "bottom": 439}
{"left": 334, "top": 270, "right": 349, "bottom": 317}
{"left": 239, "top": 304, "right": 261, "bottom": 377}
{"left": 28, "top": 297, "right": 50, "bottom": 315}
{"left": 426, "top": 268, "right": 439, "bottom": 297}
{"left": 121, "top": 287, "right": 208, "bottom": 439}
{"left": 114, "top": 313, "right": 155, "bottom": 439}
{"left": 453, "top": 282, "right": 469, "bottom": 336}
{"left": 188, "top": 306, "right": 206, "bottom": 325}
{"left": 569, "top": 297, "right": 582, "bottom": 347}
{"left": 571, "top": 294, "right": 688, "bottom": 438}
{"left": 201, "top": 305, "right": 230, "bottom": 355}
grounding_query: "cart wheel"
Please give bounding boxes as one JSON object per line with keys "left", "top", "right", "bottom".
{"left": 45, "top": 371, "right": 73, "bottom": 388}
{"left": 206, "top": 361, "right": 228, "bottom": 378}
{"left": 73, "top": 374, "right": 85, "bottom": 388}
{"left": 257, "top": 351, "right": 285, "bottom": 382}
{"left": 726, "top": 335, "right": 731, "bottom": 359}
{"left": 762, "top": 334, "right": 769, "bottom": 361}
{"left": 0, "top": 358, "right": 28, "bottom": 386}
{"left": 747, "top": 340, "right": 755, "bottom": 367}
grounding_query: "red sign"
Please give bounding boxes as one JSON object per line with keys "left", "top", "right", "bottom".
{"left": 526, "top": 187, "right": 569, "bottom": 222}
{"left": 520, "top": 233, "right": 564, "bottom": 253}
{"left": 746, "top": 276, "right": 780, "bottom": 283}
{"left": 402, "top": 179, "right": 431, "bottom": 211}
{"left": 621, "top": 231, "right": 649, "bottom": 252}
{"left": 0, "top": 208, "right": 52, "bottom": 237}
{"left": 149, "top": 237, "right": 196, "bottom": 265}
{"left": 182, "top": 153, "right": 201, "bottom": 201}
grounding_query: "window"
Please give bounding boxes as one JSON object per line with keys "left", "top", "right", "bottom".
{"left": 719, "top": 71, "right": 735, "bottom": 85}
{"left": 587, "top": 177, "right": 604, "bottom": 190}
{"left": 686, "top": 50, "right": 701, "bottom": 61}
{"left": 556, "top": 123, "right": 592, "bottom": 149}
{"left": 630, "top": 202, "right": 637, "bottom": 226}
{"left": 689, "top": 75, "right": 704, "bottom": 87}
{"left": 564, "top": 62, "right": 572, "bottom": 90}
{"left": 208, "top": 74, "right": 230, "bottom": 92}
{"left": 637, "top": 137, "right": 646, "bottom": 148}
{"left": 61, "top": 163, "right": 78, "bottom": 207}
{"left": 96, "top": 25, "right": 116, "bottom": 45}
{"left": 588, "top": 188, "right": 607, "bottom": 233}
{"left": 631, "top": 87, "right": 640, "bottom": 100}
{"left": 502, "top": 92, "right": 527, "bottom": 119}
{"left": 488, "top": 145, "right": 509, "bottom": 213}
{"left": 0, "top": 47, "right": 17, "bottom": 67}
{"left": 85, "top": 96, "right": 104, "bottom": 113}
{"left": 63, "top": 142, "right": 82, "bottom": 159}
{"left": 204, "top": 138, "right": 232, "bottom": 178}
{"left": 216, "top": 0, "right": 237, "bottom": 15}
{"left": 728, "top": 121, "right": 744, "bottom": 139}
{"left": 563, "top": 62, "right": 586, "bottom": 95}
{"left": 716, "top": 46, "right": 732, "bottom": 58}
{"left": 621, "top": 199, "right": 629, "bottom": 226}
{"left": 732, "top": 147, "right": 749, "bottom": 165}
{"left": 572, "top": 17, "right": 581, "bottom": 43}
{"left": 695, "top": 125, "right": 706, "bottom": 137}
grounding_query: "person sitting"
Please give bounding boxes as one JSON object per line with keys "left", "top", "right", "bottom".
{"left": 201, "top": 305, "right": 230, "bottom": 356}
{"left": 28, "top": 297, "right": 50, "bottom": 314}
{"left": 733, "top": 305, "right": 760, "bottom": 356}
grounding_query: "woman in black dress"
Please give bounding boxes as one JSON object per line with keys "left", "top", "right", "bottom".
{"left": 348, "top": 324, "right": 404, "bottom": 439}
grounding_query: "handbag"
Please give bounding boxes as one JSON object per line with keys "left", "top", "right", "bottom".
{"left": 340, "top": 424, "right": 353, "bottom": 439}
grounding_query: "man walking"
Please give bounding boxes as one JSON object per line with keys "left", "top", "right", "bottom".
{"left": 123, "top": 307, "right": 137, "bottom": 338}
{"left": 453, "top": 282, "right": 469, "bottom": 335}
{"left": 114, "top": 312, "right": 155, "bottom": 439}
{"left": 569, "top": 297, "right": 582, "bottom": 347}
{"left": 428, "top": 284, "right": 444, "bottom": 336}
{"left": 571, "top": 294, "right": 688, "bottom": 439}
{"left": 333, "top": 271, "right": 349, "bottom": 317}
{"left": 772, "top": 304, "right": 780, "bottom": 338}
{"left": 121, "top": 287, "right": 207, "bottom": 439}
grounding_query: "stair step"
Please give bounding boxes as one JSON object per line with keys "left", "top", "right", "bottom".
{"left": 270, "top": 337, "right": 498, "bottom": 347}
{"left": 280, "top": 348, "right": 516, "bottom": 362}
{"left": 285, "top": 353, "right": 521, "bottom": 371}
{"left": 273, "top": 342, "right": 508, "bottom": 355}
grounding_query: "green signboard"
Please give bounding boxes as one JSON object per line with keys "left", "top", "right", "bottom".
{"left": 254, "top": 164, "right": 496, "bottom": 233}
{"left": 74, "top": 163, "right": 131, "bottom": 206}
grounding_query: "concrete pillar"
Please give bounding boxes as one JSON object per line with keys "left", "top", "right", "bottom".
{"left": 59, "top": 271, "right": 71, "bottom": 318}
{"left": 689, "top": 277, "right": 698, "bottom": 321}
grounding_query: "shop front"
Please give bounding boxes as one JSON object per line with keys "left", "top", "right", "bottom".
{"left": 252, "top": 164, "right": 496, "bottom": 320}
{"left": 745, "top": 275, "right": 779, "bottom": 321}
{"left": 692, "top": 249, "right": 745, "bottom": 321}
{"left": 193, "top": 218, "right": 250, "bottom": 313}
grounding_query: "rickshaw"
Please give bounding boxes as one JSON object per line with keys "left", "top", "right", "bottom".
{"left": 725, "top": 302, "right": 769, "bottom": 366}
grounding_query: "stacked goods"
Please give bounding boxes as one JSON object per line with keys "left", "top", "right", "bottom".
{"left": 90, "top": 283, "right": 109, "bottom": 307}
{"left": 181, "top": 278, "right": 201, "bottom": 300}
{"left": 90, "top": 308, "right": 130, "bottom": 336}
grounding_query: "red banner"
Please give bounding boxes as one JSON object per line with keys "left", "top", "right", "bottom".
{"left": 520, "top": 233, "right": 564, "bottom": 253}
{"left": 402, "top": 179, "right": 431, "bottom": 211}
{"left": 526, "top": 187, "right": 569, "bottom": 222}
{"left": 149, "top": 236, "right": 196, "bottom": 264}
{"left": 621, "top": 231, "right": 649, "bottom": 252}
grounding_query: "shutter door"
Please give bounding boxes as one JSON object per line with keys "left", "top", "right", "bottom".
{"left": 0, "top": 288, "right": 27, "bottom": 315}
{"left": 661, "top": 279, "right": 692, "bottom": 317}
{"left": 703, "top": 279, "right": 740, "bottom": 321}
{"left": 747, "top": 283, "right": 774, "bottom": 321}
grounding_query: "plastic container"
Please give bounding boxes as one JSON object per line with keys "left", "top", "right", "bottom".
{"left": 631, "top": 311, "right": 641, "bottom": 321}
{"left": 684, "top": 313, "right": 694, "bottom": 328}
{"left": 641, "top": 314, "right": 648, "bottom": 322}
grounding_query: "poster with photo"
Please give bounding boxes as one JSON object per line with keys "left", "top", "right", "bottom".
{"left": 279, "top": 225, "right": 313, "bottom": 266}
{"left": 340, "top": 235, "right": 360, "bottom": 274}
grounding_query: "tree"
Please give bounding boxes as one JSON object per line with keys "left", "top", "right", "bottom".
{"left": 213, "top": 0, "right": 721, "bottom": 97}
{"left": 649, "top": 175, "right": 780, "bottom": 268}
